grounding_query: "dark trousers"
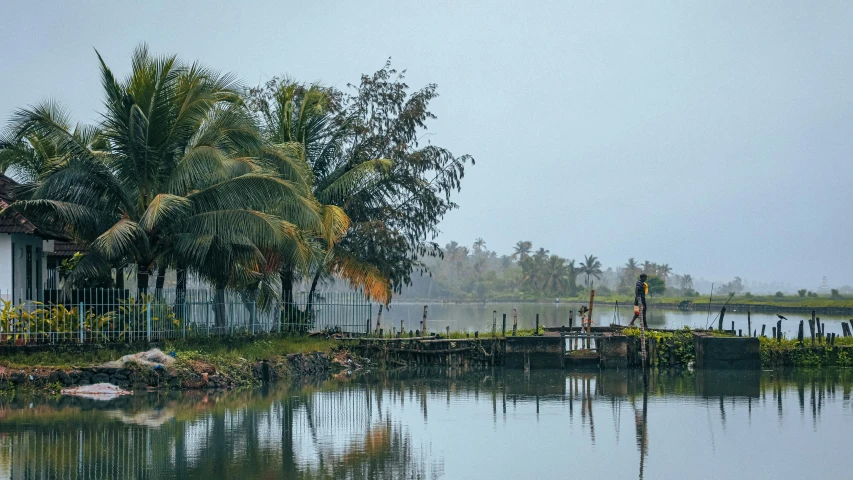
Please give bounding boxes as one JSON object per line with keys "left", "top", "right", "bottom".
{"left": 629, "top": 297, "right": 647, "bottom": 328}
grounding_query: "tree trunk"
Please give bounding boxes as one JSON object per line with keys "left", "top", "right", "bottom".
{"left": 154, "top": 265, "right": 166, "bottom": 298}
{"left": 213, "top": 284, "right": 227, "bottom": 333}
{"left": 306, "top": 268, "right": 322, "bottom": 317}
{"left": 174, "top": 267, "right": 187, "bottom": 322}
{"left": 115, "top": 266, "right": 125, "bottom": 290}
{"left": 240, "top": 287, "right": 259, "bottom": 329}
{"left": 280, "top": 265, "right": 294, "bottom": 331}
{"left": 137, "top": 263, "right": 150, "bottom": 296}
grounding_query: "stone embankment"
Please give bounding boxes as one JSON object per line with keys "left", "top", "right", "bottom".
{"left": 0, "top": 350, "right": 343, "bottom": 394}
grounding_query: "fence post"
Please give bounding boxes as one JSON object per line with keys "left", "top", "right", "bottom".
{"left": 79, "top": 302, "right": 84, "bottom": 344}
{"left": 146, "top": 301, "right": 151, "bottom": 343}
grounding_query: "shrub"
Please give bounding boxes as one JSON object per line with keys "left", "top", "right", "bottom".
{"left": 775, "top": 291, "right": 785, "bottom": 298}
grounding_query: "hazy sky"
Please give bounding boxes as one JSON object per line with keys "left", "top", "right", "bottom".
{"left": 2, "top": 1, "right": 851, "bottom": 289}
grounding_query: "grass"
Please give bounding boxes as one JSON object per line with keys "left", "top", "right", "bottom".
{"left": 0, "top": 335, "right": 338, "bottom": 370}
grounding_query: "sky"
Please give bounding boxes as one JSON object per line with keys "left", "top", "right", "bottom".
{"left": 1, "top": 1, "right": 851, "bottom": 289}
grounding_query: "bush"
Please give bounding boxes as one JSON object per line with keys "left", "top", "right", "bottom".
{"left": 744, "top": 292, "right": 753, "bottom": 298}
{"left": 831, "top": 289, "right": 841, "bottom": 299}
{"left": 775, "top": 291, "right": 785, "bottom": 298}
{"left": 798, "top": 289, "right": 807, "bottom": 297}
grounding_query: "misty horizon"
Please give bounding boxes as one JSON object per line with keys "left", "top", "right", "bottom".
{"left": 2, "top": 1, "right": 851, "bottom": 287}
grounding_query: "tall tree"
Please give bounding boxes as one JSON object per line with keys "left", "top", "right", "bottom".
{"left": 579, "top": 254, "right": 603, "bottom": 287}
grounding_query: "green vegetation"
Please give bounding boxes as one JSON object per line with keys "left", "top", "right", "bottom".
{"left": 0, "top": 335, "right": 337, "bottom": 370}
{"left": 0, "top": 46, "right": 472, "bottom": 323}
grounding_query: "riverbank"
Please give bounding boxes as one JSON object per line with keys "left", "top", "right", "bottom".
{"left": 0, "top": 335, "right": 361, "bottom": 396}
{"left": 4, "top": 327, "right": 853, "bottom": 397}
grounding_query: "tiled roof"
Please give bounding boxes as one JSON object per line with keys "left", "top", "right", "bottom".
{"left": 0, "top": 173, "right": 68, "bottom": 239}
{"left": 48, "top": 240, "right": 87, "bottom": 258}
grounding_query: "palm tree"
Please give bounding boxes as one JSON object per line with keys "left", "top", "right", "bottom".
{"left": 658, "top": 263, "right": 672, "bottom": 281}
{"left": 5, "top": 45, "right": 318, "bottom": 328}
{"left": 579, "top": 254, "right": 603, "bottom": 287}
{"left": 511, "top": 240, "right": 532, "bottom": 261}
{"left": 542, "top": 255, "right": 569, "bottom": 294}
{"left": 624, "top": 258, "right": 640, "bottom": 277}
{"left": 252, "top": 79, "right": 393, "bottom": 314}
{"left": 472, "top": 237, "right": 486, "bottom": 254}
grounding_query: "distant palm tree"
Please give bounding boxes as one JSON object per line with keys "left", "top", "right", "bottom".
{"left": 658, "top": 263, "right": 672, "bottom": 281}
{"left": 624, "top": 258, "right": 640, "bottom": 276}
{"left": 511, "top": 240, "right": 532, "bottom": 260}
{"left": 473, "top": 237, "right": 487, "bottom": 253}
{"left": 579, "top": 254, "right": 603, "bottom": 287}
{"left": 542, "top": 255, "right": 570, "bottom": 294}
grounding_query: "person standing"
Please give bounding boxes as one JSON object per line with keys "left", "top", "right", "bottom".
{"left": 629, "top": 273, "right": 649, "bottom": 328}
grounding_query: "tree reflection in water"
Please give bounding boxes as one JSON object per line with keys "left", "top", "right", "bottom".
{"left": 0, "top": 368, "right": 850, "bottom": 479}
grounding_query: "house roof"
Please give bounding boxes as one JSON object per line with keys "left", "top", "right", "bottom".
{"left": 0, "top": 173, "right": 68, "bottom": 240}
{"left": 48, "top": 240, "right": 87, "bottom": 258}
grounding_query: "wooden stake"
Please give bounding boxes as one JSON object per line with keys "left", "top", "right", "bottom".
{"left": 512, "top": 308, "right": 518, "bottom": 336}
{"left": 422, "top": 305, "right": 428, "bottom": 336}
{"left": 374, "top": 304, "right": 383, "bottom": 335}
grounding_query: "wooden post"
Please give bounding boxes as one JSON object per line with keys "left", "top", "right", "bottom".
{"left": 535, "top": 314, "right": 539, "bottom": 336}
{"left": 808, "top": 319, "right": 815, "bottom": 345}
{"left": 747, "top": 310, "right": 751, "bottom": 339}
{"left": 502, "top": 313, "right": 507, "bottom": 337}
{"left": 761, "top": 324, "right": 766, "bottom": 337}
{"left": 446, "top": 326, "right": 450, "bottom": 337}
{"left": 731, "top": 321, "right": 734, "bottom": 332}
{"left": 798, "top": 320, "right": 804, "bottom": 345}
{"left": 569, "top": 310, "right": 574, "bottom": 330}
{"left": 772, "top": 327, "right": 777, "bottom": 342}
{"left": 738, "top": 329, "right": 742, "bottom": 337}
{"left": 810, "top": 311, "right": 816, "bottom": 346}
{"left": 475, "top": 331, "right": 478, "bottom": 339}
{"left": 849, "top": 320, "right": 853, "bottom": 337}
{"left": 374, "top": 304, "right": 383, "bottom": 335}
{"left": 512, "top": 309, "right": 518, "bottom": 336}
{"left": 776, "top": 320, "right": 782, "bottom": 342}
{"left": 401, "top": 319, "right": 404, "bottom": 336}
{"left": 588, "top": 290, "right": 595, "bottom": 333}
{"left": 422, "top": 305, "right": 428, "bottom": 336}
{"left": 718, "top": 307, "right": 726, "bottom": 331}
{"left": 493, "top": 311, "right": 497, "bottom": 338}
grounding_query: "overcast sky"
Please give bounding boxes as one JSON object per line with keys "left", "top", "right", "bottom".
{"left": 2, "top": 1, "right": 851, "bottom": 289}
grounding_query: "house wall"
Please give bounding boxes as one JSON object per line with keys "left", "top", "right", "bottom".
{"left": 1, "top": 233, "right": 46, "bottom": 301}
{"left": 0, "top": 235, "right": 11, "bottom": 296}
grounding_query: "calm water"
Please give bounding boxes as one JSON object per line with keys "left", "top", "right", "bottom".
{"left": 386, "top": 302, "right": 852, "bottom": 338}
{"left": 1, "top": 368, "right": 852, "bottom": 479}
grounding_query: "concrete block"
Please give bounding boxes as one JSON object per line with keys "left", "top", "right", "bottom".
{"left": 693, "top": 332, "right": 760, "bottom": 370}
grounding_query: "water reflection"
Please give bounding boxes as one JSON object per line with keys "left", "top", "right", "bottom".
{"left": 1, "top": 368, "right": 852, "bottom": 479}
{"left": 387, "top": 302, "right": 852, "bottom": 337}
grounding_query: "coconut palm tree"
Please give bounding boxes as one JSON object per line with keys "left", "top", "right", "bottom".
{"left": 542, "top": 255, "right": 569, "bottom": 294}
{"left": 252, "top": 79, "right": 393, "bottom": 315}
{"left": 579, "top": 254, "right": 603, "bottom": 287}
{"left": 472, "top": 237, "right": 486, "bottom": 254}
{"left": 511, "top": 240, "right": 532, "bottom": 261}
{"left": 5, "top": 45, "right": 319, "bottom": 329}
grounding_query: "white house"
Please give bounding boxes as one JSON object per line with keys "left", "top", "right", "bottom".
{"left": 0, "top": 173, "right": 67, "bottom": 301}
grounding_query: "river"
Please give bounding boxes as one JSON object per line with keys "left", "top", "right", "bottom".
{"left": 384, "top": 302, "right": 852, "bottom": 337}
{"left": 1, "top": 368, "right": 851, "bottom": 479}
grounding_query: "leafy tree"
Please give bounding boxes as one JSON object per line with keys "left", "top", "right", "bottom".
{"left": 775, "top": 291, "right": 785, "bottom": 298}
{"left": 646, "top": 275, "right": 666, "bottom": 296}
{"left": 831, "top": 289, "right": 841, "bottom": 298}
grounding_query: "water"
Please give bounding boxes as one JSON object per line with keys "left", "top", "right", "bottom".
{"left": 2, "top": 368, "right": 852, "bottom": 479}
{"left": 385, "top": 302, "right": 852, "bottom": 337}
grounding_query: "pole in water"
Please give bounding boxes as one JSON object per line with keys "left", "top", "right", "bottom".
{"left": 422, "top": 305, "right": 428, "bottom": 336}
{"left": 535, "top": 314, "right": 539, "bottom": 336}
{"left": 512, "top": 309, "right": 518, "bottom": 336}
{"left": 502, "top": 313, "right": 507, "bottom": 337}
{"left": 493, "top": 311, "right": 497, "bottom": 338}
{"left": 747, "top": 310, "right": 752, "bottom": 339}
{"left": 375, "top": 304, "right": 383, "bottom": 335}
{"left": 761, "top": 324, "right": 766, "bottom": 337}
{"left": 718, "top": 307, "right": 726, "bottom": 331}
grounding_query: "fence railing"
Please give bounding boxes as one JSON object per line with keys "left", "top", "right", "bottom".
{"left": 0, "top": 288, "right": 372, "bottom": 345}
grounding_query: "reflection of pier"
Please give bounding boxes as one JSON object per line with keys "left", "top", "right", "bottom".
{"left": 0, "top": 369, "right": 850, "bottom": 478}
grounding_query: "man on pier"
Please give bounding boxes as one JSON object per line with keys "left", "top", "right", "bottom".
{"left": 629, "top": 273, "right": 649, "bottom": 329}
